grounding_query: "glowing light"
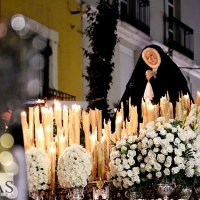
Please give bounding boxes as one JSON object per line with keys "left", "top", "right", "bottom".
{"left": 0, "top": 151, "right": 13, "bottom": 166}
{"left": 0, "top": 133, "right": 14, "bottom": 148}
{"left": 4, "top": 161, "right": 18, "bottom": 175}
{"left": 11, "top": 14, "right": 26, "bottom": 31}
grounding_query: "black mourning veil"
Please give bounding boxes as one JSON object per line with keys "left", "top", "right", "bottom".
{"left": 116, "top": 44, "right": 193, "bottom": 122}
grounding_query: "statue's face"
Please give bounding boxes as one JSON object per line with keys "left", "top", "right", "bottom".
{"left": 143, "top": 50, "right": 158, "bottom": 67}
{"left": 142, "top": 47, "right": 161, "bottom": 69}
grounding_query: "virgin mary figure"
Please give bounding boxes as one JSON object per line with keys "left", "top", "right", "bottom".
{"left": 116, "top": 44, "right": 193, "bottom": 123}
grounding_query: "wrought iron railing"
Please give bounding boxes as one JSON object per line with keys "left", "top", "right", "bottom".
{"left": 46, "top": 88, "right": 76, "bottom": 101}
{"left": 119, "top": 0, "right": 150, "bottom": 35}
{"left": 164, "top": 16, "right": 194, "bottom": 59}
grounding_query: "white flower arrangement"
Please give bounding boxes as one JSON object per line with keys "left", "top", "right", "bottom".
{"left": 108, "top": 114, "right": 200, "bottom": 190}
{"left": 25, "top": 146, "right": 50, "bottom": 192}
{"left": 57, "top": 144, "right": 92, "bottom": 188}
{"left": 137, "top": 118, "right": 191, "bottom": 183}
{"left": 108, "top": 135, "right": 141, "bottom": 189}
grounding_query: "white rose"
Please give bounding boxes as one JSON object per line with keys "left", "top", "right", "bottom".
{"left": 117, "top": 164, "right": 124, "bottom": 172}
{"left": 153, "top": 137, "right": 162, "bottom": 147}
{"left": 153, "top": 147, "right": 159, "bottom": 153}
{"left": 164, "top": 168, "right": 170, "bottom": 176}
{"left": 115, "top": 158, "right": 121, "bottom": 165}
{"left": 174, "top": 156, "right": 184, "bottom": 165}
{"left": 156, "top": 171, "right": 162, "bottom": 178}
{"left": 145, "top": 164, "right": 152, "bottom": 172}
{"left": 132, "top": 167, "right": 140, "bottom": 175}
{"left": 130, "top": 144, "right": 137, "bottom": 150}
{"left": 178, "top": 131, "right": 186, "bottom": 142}
{"left": 161, "top": 147, "right": 168, "bottom": 155}
{"left": 166, "top": 145, "right": 173, "bottom": 153}
{"left": 149, "top": 159, "right": 155, "bottom": 165}
{"left": 120, "top": 170, "right": 127, "bottom": 177}
{"left": 160, "top": 129, "right": 167, "bottom": 136}
{"left": 148, "top": 139, "right": 154, "bottom": 148}
{"left": 140, "top": 163, "right": 145, "bottom": 169}
{"left": 185, "top": 168, "right": 194, "bottom": 177}
{"left": 164, "top": 161, "right": 172, "bottom": 168}
{"left": 174, "top": 148, "right": 182, "bottom": 156}
{"left": 166, "top": 133, "right": 174, "bottom": 142}
{"left": 178, "top": 143, "right": 186, "bottom": 151}
{"left": 186, "top": 160, "right": 195, "bottom": 168}
{"left": 144, "top": 156, "right": 149, "bottom": 164}
{"left": 157, "top": 154, "right": 165, "bottom": 163}
{"left": 128, "top": 158, "right": 135, "bottom": 166}
{"left": 166, "top": 156, "right": 172, "bottom": 162}
{"left": 147, "top": 173, "right": 153, "bottom": 179}
{"left": 120, "top": 139, "right": 127, "bottom": 146}
{"left": 141, "top": 149, "right": 147, "bottom": 155}
{"left": 154, "top": 162, "right": 161, "bottom": 171}
{"left": 174, "top": 138, "right": 181, "bottom": 145}
{"left": 121, "top": 146, "right": 127, "bottom": 152}
{"left": 172, "top": 167, "right": 180, "bottom": 174}
{"left": 178, "top": 163, "right": 185, "bottom": 170}
{"left": 127, "top": 170, "right": 132, "bottom": 177}
{"left": 137, "top": 154, "right": 143, "bottom": 162}
{"left": 127, "top": 150, "right": 136, "bottom": 157}
{"left": 124, "top": 164, "right": 130, "bottom": 170}
{"left": 172, "top": 127, "right": 177, "bottom": 133}
{"left": 164, "top": 123, "right": 173, "bottom": 129}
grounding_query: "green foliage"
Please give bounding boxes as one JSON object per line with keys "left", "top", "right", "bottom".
{"left": 83, "top": 0, "right": 119, "bottom": 121}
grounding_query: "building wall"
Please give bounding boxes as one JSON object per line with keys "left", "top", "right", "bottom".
{"left": 0, "top": 0, "right": 83, "bottom": 100}
{"left": 82, "top": 1, "right": 200, "bottom": 112}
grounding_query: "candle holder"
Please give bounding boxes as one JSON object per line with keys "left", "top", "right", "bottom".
{"left": 88, "top": 179, "right": 110, "bottom": 200}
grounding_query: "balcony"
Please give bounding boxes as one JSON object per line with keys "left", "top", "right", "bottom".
{"left": 164, "top": 16, "right": 194, "bottom": 59}
{"left": 46, "top": 88, "right": 76, "bottom": 101}
{"left": 119, "top": 0, "right": 150, "bottom": 35}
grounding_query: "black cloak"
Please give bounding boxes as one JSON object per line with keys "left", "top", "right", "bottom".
{"left": 116, "top": 44, "right": 193, "bottom": 123}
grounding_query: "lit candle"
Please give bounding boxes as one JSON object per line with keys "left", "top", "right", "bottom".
{"left": 48, "top": 107, "right": 54, "bottom": 141}
{"left": 34, "top": 106, "right": 40, "bottom": 132}
{"left": 29, "top": 107, "right": 34, "bottom": 146}
{"left": 101, "top": 134, "right": 106, "bottom": 180}
{"left": 95, "top": 108, "right": 102, "bottom": 141}
{"left": 89, "top": 109, "right": 96, "bottom": 134}
{"left": 21, "top": 112, "right": 29, "bottom": 149}
{"left": 72, "top": 104, "right": 81, "bottom": 145}
{"left": 90, "top": 133, "right": 97, "bottom": 180}
{"left": 50, "top": 142, "right": 56, "bottom": 191}
{"left": 197, "top": 91, "right": 200, "bottom": 106}
{"left": 82, "top": 110, "right": 90, "bottom": 152}
{"left": 115, "top": 115, "right": 122, "bottom": 140}
{"left": 97, "top": 142, "right": 103, "bottom": 179}
{"left": 63, "top": 106, "right": 69, "bottom": 147}
{"left": 54, "top": 100, "right": 62, "bottom": 129}
{"left": 147, "top": 101, "right": 155, "bottom": 122}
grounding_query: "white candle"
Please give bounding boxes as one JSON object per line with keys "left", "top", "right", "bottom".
{"left": 50, "top": 142, "right": 56, "bottom": 191}
{"left": 63, "top": 106, "right": 69, "bottom": 147}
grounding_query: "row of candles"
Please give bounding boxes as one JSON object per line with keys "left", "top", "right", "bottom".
{"left": 21, "top": 92, "right": 200, "bottom": 191}
{"left": 21, "top": 101, "right": 115, "bottom": 190}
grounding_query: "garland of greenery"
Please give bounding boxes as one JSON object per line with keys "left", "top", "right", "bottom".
{"left": 83, "top": 0, "right": 119, "bottom": 121}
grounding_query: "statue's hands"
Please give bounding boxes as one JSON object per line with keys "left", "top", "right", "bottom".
{"left": 145, "top": 70, "right": 154, "bottom": 81}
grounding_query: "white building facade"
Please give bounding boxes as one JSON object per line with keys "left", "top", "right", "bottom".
{"left": 82, "top": 0, "right": 200, "bottom": 111}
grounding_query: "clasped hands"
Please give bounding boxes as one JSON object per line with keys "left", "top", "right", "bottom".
{"left": 145, "top": 70, "right": 155, "bottom": 81}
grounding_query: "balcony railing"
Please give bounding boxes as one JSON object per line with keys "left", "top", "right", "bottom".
{"left": 119, "top": 0, "right": 150, "bottom": 35}
{"left": 46, "top": 88, "right": 76, "bottom": 101}
{"left": 164, "top": 16, "right": 194, "bottom": 59}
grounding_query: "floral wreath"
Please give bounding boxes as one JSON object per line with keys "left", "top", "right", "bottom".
{"left": 142, "top": 47, "right": 161, "bottom": 69}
